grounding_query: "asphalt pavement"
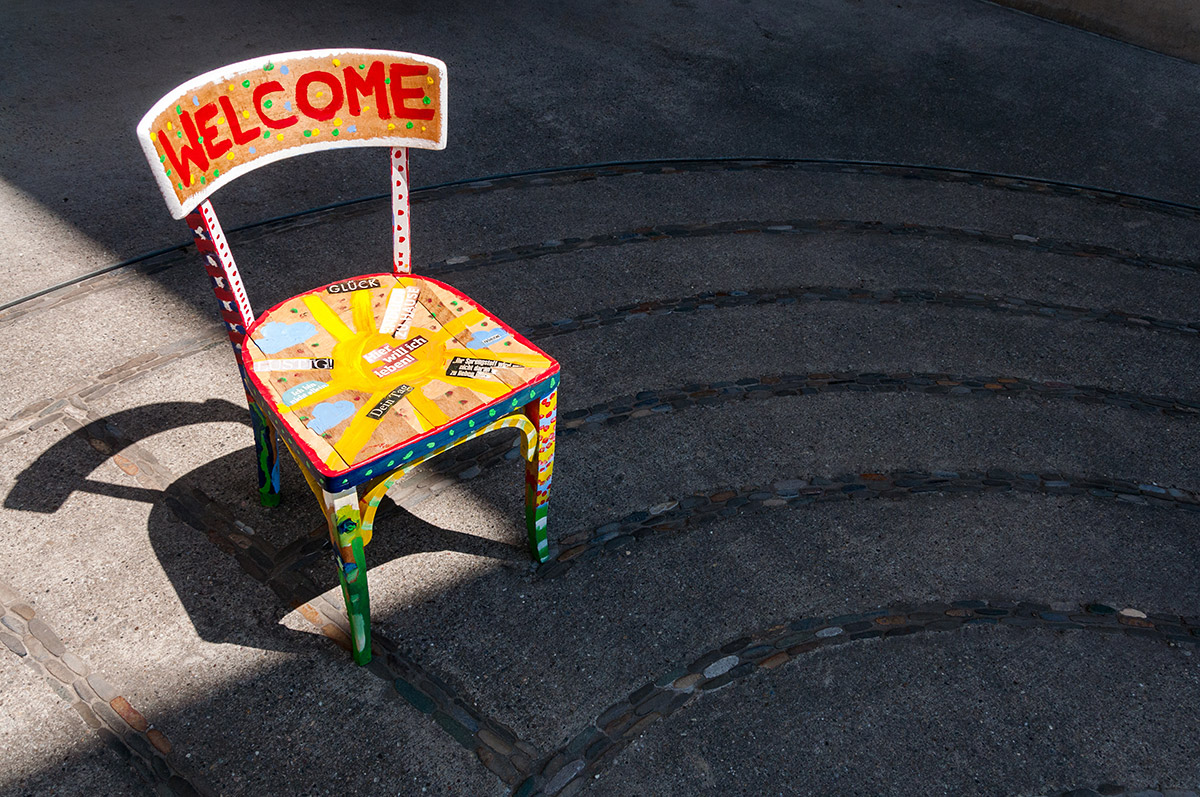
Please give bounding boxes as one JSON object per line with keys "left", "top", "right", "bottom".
{"left": 1, "top": 1, "right": 1198, "bottom": 795}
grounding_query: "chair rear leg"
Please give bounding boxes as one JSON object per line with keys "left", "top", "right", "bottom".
{"left": 524, "top": 388, "right": 557, "bottom": 563}
{"left": 249, "top": 402, "right": 282, "bottom": 507}
{"left": 323, "top": 487, "right": 372, "bottom": 665}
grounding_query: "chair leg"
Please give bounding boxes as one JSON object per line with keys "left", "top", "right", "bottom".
{"left": 523, "top": 388, "right": 557, "bottom": 563}
{"left": 249, "top": 401, "right": 282, "bottom": 507}
{"left": 322, "top": 487, "right": 372, "bottom": 665}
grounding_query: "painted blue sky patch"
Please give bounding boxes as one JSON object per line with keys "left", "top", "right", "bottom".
{"left": 255, "top": 321, "right": 316, "bottom": 354}
{"left": 306, "top": 400, "right": 355, "bottom": 435}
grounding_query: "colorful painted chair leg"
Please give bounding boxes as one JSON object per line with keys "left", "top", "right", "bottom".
{"left": 249, "top": 401, "right": 282, "bottom": 508}
{"left": 524, "top": 388, "right": 557, "bottom": 563}
{"left": 324, "top": 488, "right": 372, "bottom": 665}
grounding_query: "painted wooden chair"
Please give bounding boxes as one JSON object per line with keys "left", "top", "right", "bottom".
{"left": 136, "top": 49, "right": 559, "bottom": 665}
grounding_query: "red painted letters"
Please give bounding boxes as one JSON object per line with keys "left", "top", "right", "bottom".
{"left": 197, "top": 102, "right": 232, "bottom": 160}
{"left": 158, "top": 111, "right": 209, "bottom": 187}
{"left": 344, "top": 62, "right": 390, "bottom": 118}
{"left": 295, "top": 70, "right": 344, "bottom": 121}
{"left": 253, "top": 81, "right": 297, "bottom": 129}
{"left": 389, "top": 64, "right": 435, "bottom": 120}
{"left": 218, "top": 96, "right": 262, "bottom": 145}
{"left": 153, "top": 56, "right": 441, "bottom": 198}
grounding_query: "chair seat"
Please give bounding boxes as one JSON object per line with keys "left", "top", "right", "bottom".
{"left": 242, "top": 273, "right": 559, "bottom": 492}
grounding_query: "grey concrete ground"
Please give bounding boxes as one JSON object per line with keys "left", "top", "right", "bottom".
{"left": 1, "top": 1, "right": 1199, "bottom": 795}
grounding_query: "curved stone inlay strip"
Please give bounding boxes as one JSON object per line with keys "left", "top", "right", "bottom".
{"left": 555, "top": 373, "right": 1200, "bottom": 436}
{"left": 538, "top": 470, "right": 1200, "bottom": 579}
{"left": 518, "top": 286, "right": 1200, "bottom": 343}
{"left": 0, "top": 579, "right": 207, "bottom": 794}
{"left": 411, "top": 158, "right": 1200, "bottom": 220}
{"left": 427, "top": 219, "right": 1200, "bottom": 280}
{"left": 8, "top": 273, "right": 1197, "bottom": 448}
{"left": 273, "top": 374, "right": 1199, "bottom": 575}
{"left": 6, "top": 211, "right": 1198, "bottom": 328}
{"left": 1041, "top": 789, "right": 1198, "bottom": 797}
{"left": 134, "top": 159, "right": 1200, "bottom": 265}
{"left": 10, "top": 277, "right": 1199, "bottom": 451}
{"left": 515, "top": 599, "right": 1200, "bottom": 796}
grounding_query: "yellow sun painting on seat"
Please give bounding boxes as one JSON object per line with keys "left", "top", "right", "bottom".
{"left": 244, "top": 274, "right": 553, "bottom": 472}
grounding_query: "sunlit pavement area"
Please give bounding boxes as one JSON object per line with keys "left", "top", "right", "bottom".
{"left": 2, "top": 1, "right": 1200, "bottom": 795}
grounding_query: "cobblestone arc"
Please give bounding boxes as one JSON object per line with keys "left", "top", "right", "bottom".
{"left": 7, "top": 275, "right": 1197, "bottom": 450}
{"left": 0, "top": 578, "right": 210, "bottom": 796}
{"left": 518, "top": 285, "right": 1200, "bottom": 342}
{"left": 9, "top": 156, "right": 1200, "bottom": 792}
{"left": 9, "top": 366, "right": 1197, "bottom": 790}
{"left": 539, "top": 467, "right": 1200, "bottom": 578}
{"left": 515, "top": 599, "right": 1200, "bottom": 796}
{"left": 556, "top": 371, "right": 1199, "bottom": 437}
{"left": 6, "top": 155, "right": 1199, "bottom": 323}
{"left": 423, "top": 218, "right": 1200, "bottom": 281}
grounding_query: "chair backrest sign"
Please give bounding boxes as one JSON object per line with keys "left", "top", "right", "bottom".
{"left": 136, "top": 48, "right": 447, "bottom": 219}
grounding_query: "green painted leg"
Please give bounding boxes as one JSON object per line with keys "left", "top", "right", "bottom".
{"left": 337, "top": 535, "right": 371, "bottom": 665}
{"left": 249, "top": 401, "right": 282, "bottom": 508}
{"left": 325, "top": 488, "right": 372, "bottom": 665}
{"left": 524, "top": 502, "right": 550, "bottom": 561}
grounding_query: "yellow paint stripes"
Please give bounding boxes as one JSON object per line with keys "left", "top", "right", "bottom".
{"left": 356, "top": 475, "right": 400, "bottom": 545}
{"left": 440, "top": 309, "right": 485, "bottom": 339}
{"left": 478, "top": 414, "right": 538, "bottom": 461}
{"left": 489, "top": 352, "right": 552, "bottom": 368}
{"left": 350, "top": 289, "right": 376, "bottom": 336}
{"left": 407, "top": 409, "right": 431, "bottom": 432}
{"left": 260, "top": 277, "right": 557, "bottom": 475}
{"left": 406, "top": 391, "right": 450, "bottom": 428}
{"left": 302, "top": 294, "right": 356, "bottom": 342}
{"left": 425, "top": 414, "right": 537, "bottom": 463}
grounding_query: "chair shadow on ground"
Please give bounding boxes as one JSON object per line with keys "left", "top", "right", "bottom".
{"left": 4, "top": 399, "right": 528, "bottom": 655}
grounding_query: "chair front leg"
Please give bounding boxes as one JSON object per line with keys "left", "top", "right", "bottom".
{"left": 523, "top": 388, "right": 557, "bottom": 563}
{"left": 248, "top": 400, "right": 282, "bottom": 507}
{"left": 322, "top": 487, "right": 372, "bottom": 665}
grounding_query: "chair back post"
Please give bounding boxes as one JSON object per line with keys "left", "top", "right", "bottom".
{"left": 391, "top": 147, "right": 411, "bottom": 274}
{"left": 186, "top": 200, "right": 255, "bottom": 357}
